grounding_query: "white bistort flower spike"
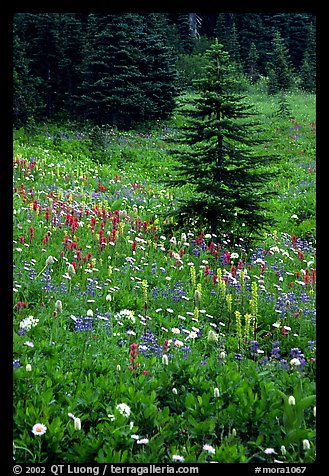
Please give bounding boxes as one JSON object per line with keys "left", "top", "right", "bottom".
{"left": 68, "top": 263, "right": 76, "bottom": 277}
{"left": 74, "top": 417, "right": 81, "bottom": 431}
{"left": 46, "top": 255, "right": 55, "bottom": 266}
{"left": 208, "top": 330, "right": 218, "bottom": 343}
{"left": 55, "top": 300, "right": 63, "bottom": 313}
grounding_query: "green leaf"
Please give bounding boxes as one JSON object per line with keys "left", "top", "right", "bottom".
{"left": 296, "top": 395, "right": 316, "bottom": 412}
{"left": 255, "top": 434, "right": 264, "bottom": 445}
{"left": 284, "top": 428, "right": 310, "bottom": 446}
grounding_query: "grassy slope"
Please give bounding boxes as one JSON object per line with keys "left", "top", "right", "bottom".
{"left": 14, "top": 90, "right": 316, "bottom": 241}
{"left": 12, "top": 91, "right": 316, "bottom": 464}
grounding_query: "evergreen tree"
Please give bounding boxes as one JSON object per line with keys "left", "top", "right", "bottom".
{"left": 267, "top": 31, "right": 293, "bottom": 94}
{"left": 13, "top": 13, "right": 59, "bottom": 124}
{"left": 79, "top": 14, "right": 150, "bottom": 128}
{"left": 234, "top": 13, "right": 261, "bottom": 72}
{"left": 79, "top": 14, "right": 177, "bottom": 128}
{"left": 286, "top": 13, "right": 313, "bottom": 69}
{"left": 176, "top": 13, "right": 194, "bottom": 53}
{"left": 56, "top": 14, "right": 86, "bottom": 120}
{"left": 26, "top": 14, "right": 62, "bottom": 119}
{"left": 12, "top": 13, "right": 316, "bottom": 127}
{"left": 214, "top": 13, "right": 230, "bottom": 48}
{"left": 165, "top": 40, "right": 278, "bottom": 242}
{"left": 226, "top": 21, "right": 241, "bottom": 65}
{"left": 270, "top": 13, "right": 290, "bottom": 42}
{"left": 246, "top": 42, "right": 260, "bottom": 83}
{"left": 138, "top": 14, "right": 177, "bottom": 121}
{"left": 13, "top": 15, "right": 43, "bottom": 127}
{"left": 276, "top": 92, "right": 291, "bottom": 119}
{"left": 251, "top": 14, "right": 277, "bottom": 76}
{"left": 300, "top": 22, "right": 316, "bottom": 93}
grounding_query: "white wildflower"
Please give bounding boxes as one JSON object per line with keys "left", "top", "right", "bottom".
{"left": 116, "top": 403, "right": 131, "bottom": 418}
{"left": 137, "top": 438, "right": 149, "bottom": 445}
{"left": 290, "top": 358, "right": 301, "bottom": 367}
{"left": 31, "top": 423, "right": 47, "bottom": 436}
{"left": 202, "top": 444, "right": 216, "bottom": 454}
{"left": 46, "top": 255, "right": 55, "bottom": 266}
{"left": 264, "top": 448, "right": 276, "bottom": 455}
{"left": 172, "top": 455, "right": 185, "bottom": 462}
{"left": 73, "top": 417, "right": 81, "bottom": 431}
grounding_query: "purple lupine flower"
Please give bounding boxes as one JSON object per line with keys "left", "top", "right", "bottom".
{"left": 308, "top": 340, "right": 316, "bottom": 352}
{"left": 290, "top": 348, "right": 307, "bottom": 369}
{"left": 279, "top": 359, "right": 289, "bottom": 369}
{"left": 249, "top": 340, "right": 259, "bottom": 357}
{"left": 181, "top": 345, "right": 192, "bottom": 360}
{"left": 259, "top": 356, "right": 269, "bottom": 365}
{"left": 74, "top": 316, "right": 93, "bottom": 332}
{"left": 13, "top": 359, "right": 21, "bottom": 368}
{"left": 271, "top": 342, "right": 281, "bottom": 359}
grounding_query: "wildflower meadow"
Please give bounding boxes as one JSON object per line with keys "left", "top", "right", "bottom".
{"left": 13, "top": 92, "right": 316, "bottom": 464}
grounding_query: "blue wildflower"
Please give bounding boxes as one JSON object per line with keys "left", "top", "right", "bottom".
{"left": 249, "top": 340, "right": 259, "bottom": 357}
{"left": 181, "top": 345, "right": 192, "bottom": 360}
{"left": 271, "top": 342, "right": 281, "bottom": 359}
{"left": 13, "top": 359, "right": 21, "bottom": 368}
{"left": 279, "top": 359, "right": 289, "bottom": 369}
{"left": 74, "top": 316, "right": 93, "bottom": 332}
{"left": 259, "top": 356, "right": 269, "bottom": 365}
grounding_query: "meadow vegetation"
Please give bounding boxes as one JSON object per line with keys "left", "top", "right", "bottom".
{"left": 13, "top": 89, "right": 316, "bottom": 463}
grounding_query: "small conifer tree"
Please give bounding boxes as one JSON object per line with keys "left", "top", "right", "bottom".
{"left": 166, "top": 40, "right": 278, "bottom": 244}
{"left": 277, "top": 92, "right": 291, "bottom": 119}
{"left": 267, "top": 31, "right": 293, "bottom": 94}
{"left": 246, "top": 42, "right": 260, "bottom": 84}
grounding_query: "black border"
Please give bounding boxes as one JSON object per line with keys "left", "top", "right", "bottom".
{"left": 3, "top": 2, "right": 323, "bottom": 474}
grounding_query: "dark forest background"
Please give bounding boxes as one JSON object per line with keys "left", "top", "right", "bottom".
{"left": 13, "top": 12, "right": 316, "bottom": 130}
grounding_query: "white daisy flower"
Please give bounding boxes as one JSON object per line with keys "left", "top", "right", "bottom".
{"left": 31, "top": 423, "right": 47, "bottom": 436}
{"left": 202, "top": 444, "right": 215, "bottom": 454}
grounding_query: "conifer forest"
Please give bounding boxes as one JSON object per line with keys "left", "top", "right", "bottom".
{"left": 13, "top": 12, "right": 317, "bottom": 467}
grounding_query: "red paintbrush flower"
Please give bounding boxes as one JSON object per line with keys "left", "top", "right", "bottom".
{"left": 311, "top": 269, "right": 316, "bottom": 286}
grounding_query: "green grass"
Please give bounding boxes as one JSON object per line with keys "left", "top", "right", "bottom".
{"left": 13, "top": 90, "right": 316, "bottom": 464}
